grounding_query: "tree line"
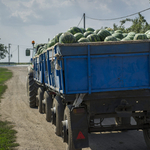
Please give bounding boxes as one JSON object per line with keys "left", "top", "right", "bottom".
{"left": 112, "top": 13, "right": 150, "bottom": 33}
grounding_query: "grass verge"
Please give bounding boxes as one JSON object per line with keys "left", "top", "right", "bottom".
{"left": 0, "top": 67, "right": 19, "bottom": 149}
{"left": 0, "top": 68, "right": 13, "bottom": 100}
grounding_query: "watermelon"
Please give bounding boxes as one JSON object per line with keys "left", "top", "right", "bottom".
{"left": 47, "top": 38, "right": 56, "bottom": 48}
{"left": 97, "top": 29, "right": 111, "bottom": 41}
{"left": 104, "top": 36, "right": 117, "bottom": 42}
{"left": 145, "top": 30, "right": 150, "bottom": 35}
{"left": 54, "top": 33, "right": 62, "bottom": 43}
{"left": 78, "top": 37, "right": 90, "bottom": 43}
{"left": 84, "top": 31, "right": 93, "bottom": 37}
{"left": 114, "top": 30, "right": 123, "bottom": 34}
{"left": 59, "top": 32, "right": 76, "bottom": 44}
{"left": 80, "top": 28, "right": 86, "bottom": 33}
{"left": 74, "top": 33, "right": 84, "bottom": 42}
{"left": 126, "top": 35, "right": 134, "bottom": 40}
{"left": 128, "top": 32, "right": 136, "bottom": 36}
{"left": 112, "top": 33, "right": 124, "bottom": 39}
{"left": 121, "top": 37, "right": 131, "bottom": 41}
{"left": 86, "top": 27, "right": 95, "bottom": 32}
{"left": 109, "top": 30, "right": 114, "bottom": 34}
{"left": 134, "top": 33, "right": 148, "bottom": 40}
{"left": 87, "top": 34, "right": 101, "bottom": 42}
{"left": 68, "top": 27, "right": 83, "bottom": 35}
{"left": 122, "top": 33, "right": 128, "bottom": 38}
{"left": 94, "top": 29, "right": 100, "bottom": 34}
{"left": 116, "top": 38, "right": 121, "bottom": 41}
{"left": 37, "top": 46, "right": 44, "bottom": 55}
{"left": 147, "top": 34, "right": 150, "bottom": 39}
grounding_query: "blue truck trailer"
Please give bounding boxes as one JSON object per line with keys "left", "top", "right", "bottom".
{"left": 27, "top": 40, "right": 150, "bottom": 150}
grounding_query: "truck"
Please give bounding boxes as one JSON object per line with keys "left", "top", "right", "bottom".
{"left": 26, "top": 40, "right": 150, "bottom": 150}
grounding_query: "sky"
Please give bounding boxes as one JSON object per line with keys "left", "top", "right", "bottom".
{"left": 0, "top": 0, "right": 150, "bottom": 63}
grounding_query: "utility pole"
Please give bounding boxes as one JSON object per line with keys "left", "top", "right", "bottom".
{"left": 83, "top": 13, "right": 85, "bottom": 30}
{"left": 8, "top": 43, "right": 11, "bottom": 65}
{"left": 18, "top": 45, "right": 19, "bottom": 64}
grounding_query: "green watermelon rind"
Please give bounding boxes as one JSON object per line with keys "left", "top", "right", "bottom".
{"left": 104, "top": 36, "right": 117, "bottom": 42}
{"left": 97, "top": 29, "right": 111, "bottom": 41}
{"left": 68, "top": 27, "right": 83, "bottom": 35}
{"left": 114, "top": 30, "right": 123, "bottom": 34}
{"left": 59, "top": 32, "right": 76, "bottom": 44}
{"left": 84, "top": 31, "right": 93, "bottom": 37}
{"left": 87, "top": 34, "right": 101, "bottom": 42}
{"left": 134, "top": 33, "right": 148, "bottom": 40}
{"left": 86, "top": 27, "right": 95, "bottom": 32}
{"left": 145, "top": 30, "right": 150, "bottom": 35}
{"left": 112, "top": 33, "right": 124, "bottom": 39}
{"left": 147, "top": 34, "right": 150, "bottom": 39}
{"left": 78, "top": 37, "right": 90, "bottom": 43}
{"left": 94, "top": 29, "right": 100, "bottom": 34}
{"left": 74, "top": 33, "right": 84, "bottom": 42}
{"left": 54, "top": 33, "right": 63, "bottom": 43}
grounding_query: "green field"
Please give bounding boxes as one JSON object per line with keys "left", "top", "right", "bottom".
{"left": 0, "top": 67, "right": 19, "bottom": 149}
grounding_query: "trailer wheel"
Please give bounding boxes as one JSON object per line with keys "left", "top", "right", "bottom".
{"left": 38, "top": 87, "right": 44, "bottom": 114}
{"left": 44, "top": 91, "right": 53, "bottom": 122}
{"left": 143, "top": 129, "right": 150, "bottom": 149}
{"left": 51, "top": 98, "right": 56, "bottom": 126}
{"left": 64, "top": 106, "right": 81, "bottom": 150}
{"left": 115, "top": 117, "right": 130, "bottom": 125}
{"left": 27, "top": 70, "right": 37, "bottom": 108}
{"left": 55, "top": 95, "right": 64, "bottom": 136}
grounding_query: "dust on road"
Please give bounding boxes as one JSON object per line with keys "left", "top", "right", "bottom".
{"left": 0, "top": 66, "right": 148, "bottom": 150}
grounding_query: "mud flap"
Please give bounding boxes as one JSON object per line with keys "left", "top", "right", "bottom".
{"left": 69, "top": 106, "right": 89, "bottom": 149}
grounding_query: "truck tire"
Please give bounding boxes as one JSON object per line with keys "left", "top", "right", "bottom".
{"left": 64, "top": 106, "right": 82, "bottom": 150}
{"left": 143, "top": 129, "right": 150, "bottom": 149}
{"left": 38, "top": 87, "right": 44, "bottom": 114}
{"left": 44, "top": 91, "right": 53, "bottom": 122}
{"left": 51, "top": 98, "right": 56, "bottom": 126}
{"left": 55, "top": 95, "right": 64, "bottom": 136}
{"left": 115, "top": 117, "right": 130, "bottom": 125}
{"left": 27, "top": 70, "right": 37, "bottom": 108}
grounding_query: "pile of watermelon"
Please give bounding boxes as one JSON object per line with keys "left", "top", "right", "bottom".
{"left": 36, "top": 27, "right": 150, "bottom": 55}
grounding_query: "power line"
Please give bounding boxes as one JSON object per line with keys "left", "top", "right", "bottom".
{"left": 11, "top": 47, "right": 18, "bottom": 53}
{"left": 77, "top": 15, "right": 83, "bottom": 27}
{"left": 86, "top": 7, "right": 150, "bottom": 21}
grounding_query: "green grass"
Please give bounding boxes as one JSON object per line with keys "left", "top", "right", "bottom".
{"left": 0, "top": 68, "right": 13, "bottom": 99}
{"left": 0, "top": 121, "right": 19, "bottom": 150}
{"left": 0, "top": 67, "right": 19, "bottom": 149}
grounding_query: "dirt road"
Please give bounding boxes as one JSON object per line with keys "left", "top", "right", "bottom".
{"left": 0, "top": 66, "right": 149, "bottom": 150}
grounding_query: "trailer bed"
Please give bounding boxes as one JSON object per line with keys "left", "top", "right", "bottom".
{"left": 33, "top": 40, "right": 150, "bottom": 95}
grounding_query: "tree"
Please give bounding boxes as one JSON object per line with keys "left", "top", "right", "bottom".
{"left": 0, "top": 44, "right": 8, "bottom": 60}
{"left": 119, "top": 13, "right": 150, "bottom": 33}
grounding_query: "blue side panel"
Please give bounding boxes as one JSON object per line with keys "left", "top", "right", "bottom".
{"left": 91, "top": 53, "right": 149, "bottom": 90}
{"left": 122, "top": 54, "right": 149, "bottom": 87}
{"left": 47, "top": 51, "right": 51, "bottom": 85}
{"left": 64, "top": 53, "right": 150, "bottom": 94}
{"left": 64, "top": 56, "right": 88, "bottom": 94}
{"left": 39, "top": 54, "right": 44, "bottom": 84}
{"left": 45, "top": 48, "right": 64, "bottom": 93}
{"left": 91, "top": 56, "right": 123, "bottom": 89}
{"left": 43, "top": 53, "right": 48, "bottom": 84}
{"left": 46, "top": 42, "right": 150, "bottom": 94}
{"left": 35, "top": 57, "right": 39, "bottom": 81}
